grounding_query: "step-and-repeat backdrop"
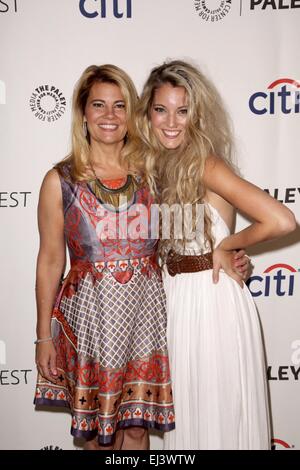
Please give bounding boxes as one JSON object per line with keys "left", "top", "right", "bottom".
{"left": 0, "top": 0, "right": 299, "bottom": 450}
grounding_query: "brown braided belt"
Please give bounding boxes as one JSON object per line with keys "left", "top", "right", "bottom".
{"left": 166, "top": 249, "right": 213, "bottom": 277}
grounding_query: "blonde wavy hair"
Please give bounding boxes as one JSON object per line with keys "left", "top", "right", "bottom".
{"left": 135, "top": 59, "right": 236, "bottom": 256}
{"left": 55, "top": 64, "right": 141, "bottom": 181}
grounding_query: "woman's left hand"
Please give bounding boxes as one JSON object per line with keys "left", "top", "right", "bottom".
{"left": 212, "top": 246, "right": 247, "bottom": 288}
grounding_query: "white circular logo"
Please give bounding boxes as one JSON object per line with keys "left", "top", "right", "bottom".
{"left": 41, "top": 445, "right": 63, "bottom": 450}
{"left": 194, "top": 0, "right": 232, "bottom": 22}
{"left": 29, "top": 85, "right": 66, "bottom": 123}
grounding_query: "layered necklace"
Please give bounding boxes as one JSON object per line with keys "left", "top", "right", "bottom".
{"left": 88, "top": 162, "right": 139, "bottom": 209}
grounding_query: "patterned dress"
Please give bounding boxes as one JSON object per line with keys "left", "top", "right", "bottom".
{"left": 34, "top": 163, "right": 175, "bottom": 445}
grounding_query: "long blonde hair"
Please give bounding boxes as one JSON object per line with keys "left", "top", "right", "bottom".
{"left": 55, "top": 64, "right": 141, "bottom": 181}
{"left": 136, "top": 59, "right": 236, "bottom": 255}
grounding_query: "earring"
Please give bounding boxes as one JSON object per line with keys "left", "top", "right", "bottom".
{"left": 83, "top": 120, "right": 88, "bottom": 137}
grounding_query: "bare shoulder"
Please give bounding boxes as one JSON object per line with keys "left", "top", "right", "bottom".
{"left": 203, "top": 155, "right": 234, "bottom": 179}
{"left": 202, "top": 155, "right": 241, "bottom": 202}
{"left": 40, "top": 168, "right": 61, "bottom": 191}
{"left": 204, "top": 154, "right": 220, "bottom": 170}
{"left": 42, "top": 168, "right": 61, "bottom": 187}
{"left": 39, "top": 168, "right": 62, "bottom": 206}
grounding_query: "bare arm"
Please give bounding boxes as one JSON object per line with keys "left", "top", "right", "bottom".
{"left": 203, "top": 156, "right": 296, "bottom": 249}
{"left": 35, "top": 169, "right": 66, "bottom": 382}
{"left": 203, "top": 156, "right": 296, "bottom": 285}
{"left": 206, "top": 189, "right": 249, "bottom": 278}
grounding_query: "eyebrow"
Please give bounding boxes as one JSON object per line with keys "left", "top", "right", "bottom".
{"left": 90, "top": 99, "right": 125, "bottom": 104}
{"left": 153, "top": 103, "right": 188, "bottom": 109}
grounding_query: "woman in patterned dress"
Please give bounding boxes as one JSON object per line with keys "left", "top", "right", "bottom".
{"left": 34, "top": 63, "right": 249, "bottom": 450}
{"left": 34, "top": 64, "right": 175, "bottom": 450}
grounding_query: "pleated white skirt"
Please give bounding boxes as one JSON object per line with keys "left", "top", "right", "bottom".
{"left": 163, "top": 269, "right": 271, "bottom": 450}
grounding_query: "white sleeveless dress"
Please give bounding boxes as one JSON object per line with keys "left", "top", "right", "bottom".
{"left": 163, "top": 204, "right": 271, "bottom": 450}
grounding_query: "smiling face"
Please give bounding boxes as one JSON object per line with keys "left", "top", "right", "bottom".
{"left": 84, "top": 81, "right": 127, "bottom": 147}
{"left": 150, "top": 83, "right": 188, "bottom": 150}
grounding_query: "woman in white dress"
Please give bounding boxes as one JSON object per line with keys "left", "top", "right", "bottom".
{"left": 136, "top": 60, "right": 296, "bottom": 450}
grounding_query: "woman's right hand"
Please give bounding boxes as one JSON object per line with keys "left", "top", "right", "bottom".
{"left": 212, "top": 246, "right": 244, "bottom": 288}
{"left": 35, "top": 341, "right": 58, "bottom": 384}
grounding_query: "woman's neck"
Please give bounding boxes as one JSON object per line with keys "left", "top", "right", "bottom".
{"left": 89, "top": 141, "right": 127, "bottom": 178}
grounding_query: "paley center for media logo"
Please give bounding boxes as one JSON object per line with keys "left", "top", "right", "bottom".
{"left": 194, "top": 0, "right": 232, "bottom": 22}
{"left": 0, "top": 0, "right": 18, "bottom": 13}
{"left": 246, "top": 263, "right": 299, "bottom": 297}
{"left": 79, "top": 0, "right": 132, "bottom": 19}
{"left": 249, "top": 78, "right": 300, "bottom": 115}
{"left": 248, "top": 0, "right": 300, "bottom": 12}
{"left": 41, "top": 445, "right": 63, "bottom": 450}
{"left": 268, "top": 340, "right": 300, "bottom": 384}
{"left": 264, "top": 187, "right": 300, "bottom": 204}
{"left": 29, "top": 85, "right": 66, "bottom": 123}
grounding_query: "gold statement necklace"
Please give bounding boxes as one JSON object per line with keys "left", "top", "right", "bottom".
{"left": 89, "top": 162, "right": 139, "bottom": 208}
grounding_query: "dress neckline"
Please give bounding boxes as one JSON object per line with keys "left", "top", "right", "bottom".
{"left": 206, "top": 202, "right": 231, "bottom": 235}
{"left": 99, "top": 176, "right": 128, "bottom": 190}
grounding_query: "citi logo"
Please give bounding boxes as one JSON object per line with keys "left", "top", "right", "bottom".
{"left": 79, "top": 0, "right": 132, "bottom": 19}
{"left": 271, "top": 438, "right": 294, "bottom": 450}
{"left": 0, "top": 80, "right": 5, "bottom": 104}
{"left": 246, "top": 263, "right": 298, "bottom": 297}
{"left": 249, "top": 78, "right": 300, "bottom": 115}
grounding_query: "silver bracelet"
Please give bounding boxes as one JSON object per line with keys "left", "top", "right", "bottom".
{"left": 34, "top": 336, "right": 53, "bottom": 345}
